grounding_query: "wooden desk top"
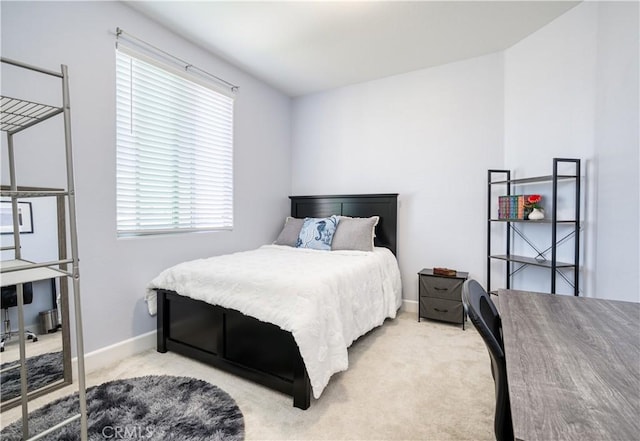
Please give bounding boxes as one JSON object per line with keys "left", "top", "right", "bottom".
{"left": 498, "top": 290, "right": 640, "bottom": 441}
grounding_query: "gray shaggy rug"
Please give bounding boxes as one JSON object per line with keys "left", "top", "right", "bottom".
{"left": 1, "top": 351, "right": 64, "bottom": 401}
{"left": 1, "top": 375, "right": 244, "bottom": 441}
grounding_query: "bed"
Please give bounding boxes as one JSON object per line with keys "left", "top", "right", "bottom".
{"left": 150, "top": 194, "right": 399, "bottom": 409}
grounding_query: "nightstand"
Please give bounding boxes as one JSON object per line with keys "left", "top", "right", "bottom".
{"left": 418, "top": 268, "right": 469, "bottom": 329}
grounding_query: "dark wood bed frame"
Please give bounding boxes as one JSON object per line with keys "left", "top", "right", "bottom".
{"left": 156, "top": 194, "right": 398, "bottom": 409}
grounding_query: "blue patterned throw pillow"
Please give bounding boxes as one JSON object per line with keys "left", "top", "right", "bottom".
{"left": 296, "top": 216, "right": 340, "bottom": 250}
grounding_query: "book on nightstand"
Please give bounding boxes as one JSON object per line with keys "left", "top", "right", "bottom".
{"left": 433, "top": 267, "right": 457, "bottom": 277}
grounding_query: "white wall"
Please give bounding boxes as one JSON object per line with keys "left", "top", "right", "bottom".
{"left": 1, "top": 1, "right": 292, "bottom": 353}
{"left": 504, "top": 1, "right": 639, "bottom": 301}
{"left": 292, "top": 54, "right": 505, "bottom": 304}
{"left": 292, "top": 1, "right": 639, "bottom": 304}
{"left": 593, "top": 2, "right": 639, "bottom": 302}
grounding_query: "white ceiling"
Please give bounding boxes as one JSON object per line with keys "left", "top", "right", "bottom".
{"left": 125, "top": 1, "right": 580, "bottom": 97}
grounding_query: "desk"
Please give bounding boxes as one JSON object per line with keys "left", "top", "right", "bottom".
{"left": 499, "top": 289, "right": 640, "bottom": 441}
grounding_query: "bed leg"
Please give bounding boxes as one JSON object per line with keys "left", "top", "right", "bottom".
{"left": 293, "top": 363, "right": 311, "bottom": 410}
{"left": 156, "top": 290, "right": 168, "bottom": 353}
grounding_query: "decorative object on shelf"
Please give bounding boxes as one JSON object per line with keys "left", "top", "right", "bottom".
{"left": 528, "top": 207, "right": 545, "bottom": 220}
{"left": 525, "top": 194, "right": 543, "bottom": 220}
{"left": 433, "top": 267, "right": 458, "bottom": 277}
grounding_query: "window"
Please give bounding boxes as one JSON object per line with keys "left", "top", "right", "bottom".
{"left": 116, "top": 48, "right": 234, "bottom": 236}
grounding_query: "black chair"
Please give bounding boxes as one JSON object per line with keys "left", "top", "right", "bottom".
{"left": 462, "top": 279, "right": 513, "bottom": 441}
{"left": 1, "top": 282, "right": 38, "bottom": 352}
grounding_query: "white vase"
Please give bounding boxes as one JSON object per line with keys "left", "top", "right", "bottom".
{"left": 528, "top": 208, "right": 544, "bottom": 220}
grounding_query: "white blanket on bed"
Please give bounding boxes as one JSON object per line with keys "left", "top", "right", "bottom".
{"left": 146, "top": 244, "right": 402, "bottom": 399}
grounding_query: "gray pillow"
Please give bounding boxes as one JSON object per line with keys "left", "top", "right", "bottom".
{"left": 274, "top": 217, "right": 304, "bottom": 246}
{"left": 331, "top": 216, "right": 379, "bottom": 251}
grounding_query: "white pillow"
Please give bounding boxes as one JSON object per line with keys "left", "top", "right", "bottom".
{"left": 296, "top": 216, "right": 340, "bottom": 251}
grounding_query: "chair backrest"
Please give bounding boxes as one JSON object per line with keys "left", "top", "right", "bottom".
{"left": 462, "top": 280, "right": 503, "bottom": 358}
{"left": 1, "top": 283, "right": 34, "bottom": 308}
{"left": 462, "top": 279, "right": 513, "bottom": 441}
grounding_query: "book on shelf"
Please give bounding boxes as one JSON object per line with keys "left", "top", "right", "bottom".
{"left": 497, "top": 195, "right": 536, "bottom": 220}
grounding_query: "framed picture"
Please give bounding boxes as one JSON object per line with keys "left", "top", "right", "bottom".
{"left": 0, "top": 201, "right": 34, "bottom": 234}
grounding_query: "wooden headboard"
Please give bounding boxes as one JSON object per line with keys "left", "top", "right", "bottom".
{"left": 289, "top": 194, "right": 398, "bottom": 255}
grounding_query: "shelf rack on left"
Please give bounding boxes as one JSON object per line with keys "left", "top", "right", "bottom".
{"left": 0, "top": 57, "right": 87, "bottom": 440}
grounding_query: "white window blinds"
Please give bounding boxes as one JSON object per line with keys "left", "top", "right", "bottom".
{"left": 116, "top": 48, "right": 234, "bottom": 236}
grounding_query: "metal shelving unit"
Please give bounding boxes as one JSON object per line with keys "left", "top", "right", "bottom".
{"left": 487, "top": 158, "right": 581, "bottom": 296}
{"left": 0, "top": 57, "right": 87, "bottom": 440}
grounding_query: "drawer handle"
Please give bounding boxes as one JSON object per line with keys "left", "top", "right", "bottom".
{"left": 434, "top": 307, "right": 449, "bottom": 313}
{"left": 433, "top": 287, "right": 449, "bottom": 291}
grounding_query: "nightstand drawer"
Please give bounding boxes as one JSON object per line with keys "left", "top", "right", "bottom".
{"left": 419, "top": 276, "right": 464, "bottom": 301}
{"left": 419, "top": 297, "right": 464, "bottom": 324}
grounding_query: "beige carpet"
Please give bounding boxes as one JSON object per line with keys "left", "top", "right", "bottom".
{"left": 1, "top": 311, "right": 494, "bottom": 440}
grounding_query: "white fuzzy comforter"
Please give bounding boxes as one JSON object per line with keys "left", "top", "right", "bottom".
{"left": 146, "top": 244, "right": 402, "bottom": 398}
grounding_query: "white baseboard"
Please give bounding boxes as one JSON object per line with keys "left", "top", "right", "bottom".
{"left": 72, "top": 330, "right": 156, "bottom": 379}
{"left": 401, "top": 299, "right": 418, "bottom": 314}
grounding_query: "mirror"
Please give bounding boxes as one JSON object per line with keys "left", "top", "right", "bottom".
{"left": 0, "top": 191, "right": 72, "bottom": 411}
